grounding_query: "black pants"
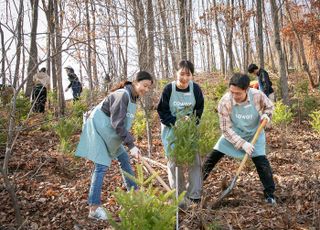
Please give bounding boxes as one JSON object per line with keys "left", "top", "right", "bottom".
{"left": 32, "top": 84, "right": 47, "bottom": 113}
{"left": 202, "top": 149, "right": 275, "bottom": 198}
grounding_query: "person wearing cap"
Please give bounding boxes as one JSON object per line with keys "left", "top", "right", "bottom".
{"left": 64, "top": 66, "right": 82, "bottom": 101}
{"left": 75, "top": 71, "right": 153, "bottom": 221}
{"left": 202, "top": 73, "right": 276, "bottom": 205}
{"left": 32, "top": 67, "right": 50, "bottom": 113}
{"left": 248, "top": 64, "right": 275, "bottom": 102}
{"left": 157, "top": 60, "right": 204, "bottom": 209}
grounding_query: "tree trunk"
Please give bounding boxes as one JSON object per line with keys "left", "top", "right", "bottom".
{"left": 85, "top": 0, "right": 93, "bottom": 94}
{"left": 147, "top": 0, "right": 155, "bottom": 75}
{"left": 54, "top": 1, "right": 65, "bottom": 114}
{"left": 158, "top": 0, "right": 178, "bottom": 70}
{"left": 213, "top": 0, "right": 226, "bottom": 75}
{"left": 226, "top": 0, "right": 235, "bottom": 75}
{"left": 256, "top": 0, "right": 264, "bottom": 68}
{"left": 285, "top": 1, "right": 318, "bottom": 88}
{"left": 25, "top": 0, "right": 39, "bottom": 97}
{"left": 179, "top": 0, "right": 187, "bottom": 60}
{"left": 13, "top": 0, "right": 24, "bottom": 88}
{"left": 91, "top": 0, "right": 99, "bottom": 90}
{"left": 0, "top": 24, "right": 6, "bottom": 85}
{"left": 186, "top": 0, "right": 193, "bottom": 62}
{"left": 270, "top": 0, "right": 289, "bottom": 104}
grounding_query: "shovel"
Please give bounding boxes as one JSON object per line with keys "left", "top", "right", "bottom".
{"left": 212, "top": 119, "right": 268, "bottom": 207}
{"left": 138, "top": 156, "right": 171, "bottom": 192}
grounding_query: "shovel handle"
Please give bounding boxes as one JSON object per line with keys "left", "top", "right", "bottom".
{"left": 141, "top": 157, "right": 172, "bottom": 192}
{"left": 234, "top": 119, "right": 268, "bottom": 177}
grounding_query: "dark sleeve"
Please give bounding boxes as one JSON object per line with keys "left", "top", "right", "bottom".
{"left": 262, "top": 71, "right": 272, "bottom": 93}
{"left": 157, "top": 84, "right": 176, "bottom": 127}
{"left": 67, "top": 82, "right": 72, "bottom": 89}
{"left": 193, "top": 83, "right": 204, "bottom": 122}
{"left": 109, "top": 91, "right": 135, "bottom": 149}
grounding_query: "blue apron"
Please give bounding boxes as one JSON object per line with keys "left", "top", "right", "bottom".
{"left": 161, "top": 81, "right": 196, "bottom": 156}
{"left": 75, "top": 88, "right": 137, "bottom": 166}
{"left": 214, "top": 89, "right": 265, "bottom": 159}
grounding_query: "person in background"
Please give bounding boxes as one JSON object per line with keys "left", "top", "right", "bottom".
{"left": 157, "top": 60, "right": 204, "bottom": 209}
{"left": 248, "top": 64, "right": 275, "bottom": 102}
{"left": 32, "top": 67, "right": 50, "bottom": 113}
{"left": 75, "top": 71, "right": 153, "bottom": 221}
{"left": 64, "top": 66, "right": 82, "bottom": 101}
{"left": 202, "top": 73, "right": 276, "bottom": 205}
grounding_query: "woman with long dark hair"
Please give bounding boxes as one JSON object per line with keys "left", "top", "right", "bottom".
{"left": 76, "top": 71, "right": 153, "bottom": 220}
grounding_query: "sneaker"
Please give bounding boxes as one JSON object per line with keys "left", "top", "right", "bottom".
{"left": 88, "top": 207, "right": 108, "bottom": 220}
{"left": 265, "top": 197, "right": 276, "bottom": 205}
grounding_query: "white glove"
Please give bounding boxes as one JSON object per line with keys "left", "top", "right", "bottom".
{"left": 129, "top": 146, "right": 141, "bottom": 159}
{"left": 260, "top": 114, "right": 270, "bottom": 123}
{"left": 242, "top": 142, "right": 255, "bottom": 156}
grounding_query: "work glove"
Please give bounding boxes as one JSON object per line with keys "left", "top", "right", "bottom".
{"left": 260, "top": 114, "right": 270, "bottom": 123}
{"left": 242, "top": 142, "right": 255, "bottom": 156}
{"left": 130, "top": 146, "right": 141, "bottom": 159}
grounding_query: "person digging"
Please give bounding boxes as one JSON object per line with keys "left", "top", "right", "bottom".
{"left": 202, "top": 73, "right": 276, "bottom": 205}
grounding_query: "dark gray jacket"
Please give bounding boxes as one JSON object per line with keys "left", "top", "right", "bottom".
{"left": 101, "top": 84, "right": 138, "bottom": 149}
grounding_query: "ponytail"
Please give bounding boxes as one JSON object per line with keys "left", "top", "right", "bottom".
{"left": 111, "top": 80, "right": 132, "bottom": 92}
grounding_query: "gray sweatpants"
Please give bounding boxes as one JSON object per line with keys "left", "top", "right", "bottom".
{"left": 167, "top": 154, "right": 202, "bottom": 199}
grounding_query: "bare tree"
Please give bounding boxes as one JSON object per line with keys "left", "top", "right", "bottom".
{"left": 285, "top": 0, "right": 318, "bottom": 88}
{"left": 0, "top": 24, "right": 6, "bottom": 84}
{"left": 270, "top": 0, "right": 289, "bottom": 104}
{"left": 179, "top": 0, "right": 187, "bottom": 59}
{"left": 212, "top": 0, "right": 226, "bottom": 75}
{"left": 25, "top": 0, "right": 39, "bottom": 97}
{"left": 256, "top": 0, "right": 264, "bottom": 68}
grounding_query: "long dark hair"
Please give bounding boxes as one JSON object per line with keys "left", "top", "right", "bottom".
{"left": 111, "top": 71, "right": 153, "bottom": 92}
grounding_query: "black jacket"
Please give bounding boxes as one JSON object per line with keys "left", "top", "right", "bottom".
{"left": 258, "top": 69, "right": 274, "bottom": 96}
{"left": 157, "top": 81, "right": 204, "bottom": 127}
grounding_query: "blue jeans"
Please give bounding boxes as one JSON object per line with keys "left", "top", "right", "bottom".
{"left": 88, "top": 150, "right": 137, "bottom": 205}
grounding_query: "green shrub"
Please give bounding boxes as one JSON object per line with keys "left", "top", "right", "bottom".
{"left": 15, "top": 93, "right": 31, "bottom": 121}
{"left": 198, "top": 101, "right": 220, "bottom": 156}
{"left": 167, "top": 114, "right": 199, "bottom": 166}
{"left": 272, "top": 101, "right": 294, "bottom": 126}
{"left": 132, "top": 110, "right": 146, "bottom": 140}
{"left": 272, "top": 101, "right": 294, "bottom": 150}
{"left": 47, "top": 90, "right": 58, "bottom": 106}
{"left": 40, "top": 110, "right": 55, "bottom": 131}
{"left": 295, "top": 80, "right": 309, "bottom": 96}
{"left": 109, "top": 164, "right": 184, "bottom": 230}
{"left": 310, "top": 110, "right": 320, "bottom": 134}
{"left": 54, "top": 117, "right": 81, "bottom": 153}
{"left": 71, "top": 99, "right": 88, "bottom": 119}
{"left": 213, "top": 81, "right": 228, "bottom": 101}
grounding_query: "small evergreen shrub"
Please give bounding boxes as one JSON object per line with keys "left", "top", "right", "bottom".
{"left": 167, "top": 114, "right": 199, "bottom": 165}
{"left": 15, "top": 93, "right": 31, "bottom": 121}
{"left": 109, "top": 164, "right": 184, "bottom": 230}
{"left": 310, "top": 110, "right": 320, "bottom": 134}
{"left": 54, "top": 117, "right": 81, "bottom": 153}
{"left": 132, "top": 110, "right": 146, "bottom": 140}
{"left": 272, "top": 101, "right": 294, "bottom": 126}
{"left": 198, "top": 101, "right": 220, "bottom": 156}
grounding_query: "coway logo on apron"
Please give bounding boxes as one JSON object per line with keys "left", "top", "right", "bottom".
{"left": 235, "top": 114, "right": 253, "bottom": 120}
{"left": 173, "top": 101, "right": 193, "bottom": 107}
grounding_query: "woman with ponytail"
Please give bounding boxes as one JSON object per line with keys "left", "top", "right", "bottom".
{"left": 76, "top": 71, "right": 153, "bottom": 221}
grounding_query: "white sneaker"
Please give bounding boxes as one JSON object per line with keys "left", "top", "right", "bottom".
{"left": 88, "top": 207, "right": 108, "bottom": 220}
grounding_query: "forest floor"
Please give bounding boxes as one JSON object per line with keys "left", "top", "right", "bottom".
{"left": 1, "top": 73, "right": 320, "bottom": 230}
